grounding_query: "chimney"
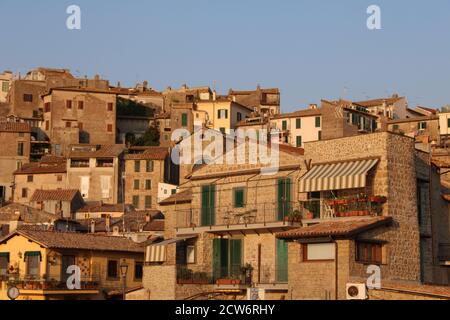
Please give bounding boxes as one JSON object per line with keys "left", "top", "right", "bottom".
{"left": 392, "top": 93, "right": 399, "bottom": 99}
{"left": 182, "top": 84, "right": 188, "bottom": 90}
{"left": 94, "top": 74, "right": 100, "bottom": 81}
{"left": 105, "top": 215, "right": 111, "bottom": 232}
{"left": 309, "top": 104, "right": 318, "bottom": 110}
{"left": 212, "top": 90, "right": 217, "bottom": 101}
{"left": 90, "top": 220, "right": 95, "bottom": 234}
{"left": 143, "top": 80, "right": 148, "bottom": 90}
{"left": 117, "top": 81, "right": 121, "bottom": 88}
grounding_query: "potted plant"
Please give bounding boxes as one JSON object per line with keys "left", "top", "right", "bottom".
{"left": 287, "top": 210, "right": 302, "bottom": 222}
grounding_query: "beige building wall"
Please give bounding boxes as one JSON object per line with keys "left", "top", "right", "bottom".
{"left": 13, "top": 173, "right": 66, "bottom": 204}
{"left": 270, "top": 115, "right": 322, "bottom": 147}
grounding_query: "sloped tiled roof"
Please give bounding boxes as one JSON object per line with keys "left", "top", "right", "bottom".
{"left": 0, "top": 122, "right": 31, "bottom": 133}
{"left": 272, "top": 108, "right": 322, "bottom": 119}
{"left": 355, "top": 96, "right": 404, "bottom": 108}
{"left": 1, "top": 229, "right": 144, "bottom": 253}
{"left": 276, "top": 216, "right": 393, "bottom": 239}
{"left": 0, "top": 203, "right": 55, "bottom": 223}
{"left": 124, "top": 147, "right": 169, "bottom": 160}
{"left": 31, "top": 189, "right": 80, "bottom": 202}
{"left": 14, "top": 162, "right": 66, "bottom": 175}
{"left": 77, "top": 202, "right": 134, "bottom": 213}
{"left": 68, "top": 144, "right": 124, "bottom": 158}
{"left": 159, "top": 189, "right": 193, "bottom": 205}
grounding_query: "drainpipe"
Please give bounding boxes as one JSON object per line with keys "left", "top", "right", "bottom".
{"left": 331, "top": 236, "right": 339, "bottom": 300}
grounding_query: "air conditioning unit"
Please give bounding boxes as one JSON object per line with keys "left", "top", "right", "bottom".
{"left": 346, "top": 283, "right": 367, "bottom": 300}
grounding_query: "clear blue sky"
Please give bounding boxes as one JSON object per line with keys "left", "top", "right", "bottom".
{"left": 1, "top": 0, "right": 450, "bottom": 112}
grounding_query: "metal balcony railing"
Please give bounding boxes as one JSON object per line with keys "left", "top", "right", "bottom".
{"left": 176, "top": 196, "right": 386, "bottom": 229}
{"left": 258, "top": 265, "right": 288, "bottom": 284}
{"left": 3, "top": 276, "right": 101, "bottom": 291}
{"left": 176, "top": 265, "right": 252, "bottom": 286}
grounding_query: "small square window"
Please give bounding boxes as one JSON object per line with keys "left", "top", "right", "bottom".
{"left": 134, "top": 180, "right": 140, "bottom": 190}
{"left": 78, "top": 101, "right": 84, "bottom": 110}
{"left": 107, "top": 260, "right": 118, "bottom": 279}
{"left": 107, "top": 103, "right": 114, "bottom": 111}
{"left": 27, "top": 175, "right": 33, "bottom": 183}
{"left": 66, "top": 100, "right": 72, "bottom": 109}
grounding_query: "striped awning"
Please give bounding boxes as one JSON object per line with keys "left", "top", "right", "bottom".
{"left": 299, "top": 159, "right": 379, "bottom": 193}
{"left": 145, "top": 235, "right": 197, "bottom": 263}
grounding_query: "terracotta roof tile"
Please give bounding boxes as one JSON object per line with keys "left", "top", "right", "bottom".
{"left": 68, "top": 144, "right": 124, "bottom": 158}
{"left": 5, "top": 229, "right": 144, "bottom": 253}
{"left": 272, "top": 108, "right": 322, "bottom": 119}
{"left": 159, "top": 189, "right": 193, "bottom": 205}
{"left": 31, "top": 189, "right": 80, "bottom": 202}
{"left": 77, "top": 202, "right": 133, "bottom": 213}
{"left": 124, "top": 147, "right": 169, "bottom": 160}
{"left": 276, "top": 216, "right": 393, "bottom": 239}
{"left": 0, "top": 204, "right": 55, "bottom": 223}
{"left": 14, "top": 162, "right": 66, "bottom": 175}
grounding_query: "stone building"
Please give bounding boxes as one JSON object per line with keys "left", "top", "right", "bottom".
{"left": 13, "top": 156, "right": 66, "bottom": 205}
{"left": 355, "top": 94, "right": 410, "bottom": 120}
{"left": 29, "top": 189, "right": 85, "bottom": 219}
{"left": 143, "top": 141, "right": 305, "bottom": 300}
{"left": 387, "top": 115, "right": 440, "bottom": 150}
{"left": 276, "top": 132, "right": 449, "bottom": 300}
{"left": 124, "top": 147, "right": 172, "bottom": 209}
{"left": 0, "top": 121, "right": 31, "bottom": 203}
{"left": 41, "top": 87, "right": 118, "bottom": 156}
{"left": 66, "top": 144, "right": 124, "bottom": 205}
{"left": 228, "top": 86, "right": 281, "bottom": 116}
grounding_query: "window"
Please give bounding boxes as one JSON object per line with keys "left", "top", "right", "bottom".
{"left": 78, "top": 101, "right": 84, "bottom": 110}
{"left": 237, "top": 112, "right": 242, "bottom": 122}
{"left": 134, "top": 180, "right": 140, "bottom": 190}
{"left": 145, "top": 196, "right": 152, "bottom": 209}
{"left": 66, "top": 100, "right": 72, "bottom": 109}
{"left": 418, "top": 122, "right": 427, "bottom": 130}
{"left": 44, "top": 102, "right": 51, "bottom": 112}
{"left": 145, "top": 180, "right": 152, "bottom": 190}
{"left": 218, "top": 109, "right": 228, "bottom": 119}
{"left": 186, "top": 246, "right": 196, "bottom": 264}
{"left": 356, "top": 241, "right": 383, "bottom": 265}
{"left": 57, "top": 175, "right": 63, "bottom": 182}
{"left": 181, "top": 113, "right": 188, "bottom": 127}
{"left": 219, "top": 127, "right": 226, "bottom": 134}
{"left": 296, "top": 136, "right": 302, "bottom": 148}
{"left": 1, "top": 81, "right": 9, "bottom": 93}
{"left": 296, "top": 118, "right": 301, "bottom": 129}
{"left": 282, "top": 120, "right": 287, "bottom": 131}
{"left": 107, "top": 103, "right": 114, "bottom": 111}
{"left": 27, "top": 175, "right": 33, "bottom": 183}
{"left": 393, "top": 124, "right": 399, "bottom": 131}
{"left": 107, "top": 124, "right": 113, "bottom": 132}
{"left": 134, "top": 160, "right": 141, "bottom": 172}
{"left": 25, "top": 252, "right": 41, "bottom": 276}
{"left": 21, "top": 188, "right": 28, "bottom": 198}
{"left": 233, "top": 188, "right": 245, "bottom": 208}
{"left": 132, "top": 195, "right": 139, "bottom": 208}
{"left": 0, "top": 253, "right": 8, "bottom": 276}
{"left": 315, "top": 116, "right": 321, "bottom": 128}
{"left": 107, "top": 260, "right": 118, "bottom": 279}
{"left": 65, "top": 122, "right": 71, "bottom": 128}
{"left": 23, "top": 94, "right": 33, "bottom": 102}
{"left": 146, "top": 160, "right": 154, "bottom": 172}
{"left": 448, "top": 118, "right": 450, "bottom": 128}
{"left": 17, "top": 142, "right": 24, "bottom": 156}
{"left": 303, "top": 243, "right": 335, "bottom": 261}
{"left": 134, "top": 262, "right": 143, "bottom": 280}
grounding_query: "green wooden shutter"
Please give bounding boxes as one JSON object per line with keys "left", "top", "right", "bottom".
{"left": 296, "top": 118, "right": 301, "bottom": 129}
{"left": 181, "top": 113, "right": 188, "bottom": 127}
{"left": 234, "top": 188, "right": 244, "bottom": 208}
{"left": 201, "top": 185, "right": 216, "bottom": 226}
{"left": 277, "top": 179, "right": 285, "bottom": 221}
{"left": 296, "top": 136, "right": 302, "bottom": 147}
{"left": 282, "top": 120, "right": 287, "bottom": 131}
{"left": 315, "top": 116, "right": 321, "bottom": 128}
{"left": 229, "top": 239, "right": 242, "bottom": 277}
{"left": 276, "top": 239, "right": 288, "bottom": 283}
{"left": 213, "top": 238, "right": 229, "bottom": 279}
{"left": 225, "top": 110, "right": 228, "bottom": 119}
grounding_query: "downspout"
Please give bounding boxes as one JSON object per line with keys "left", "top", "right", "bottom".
{"left": 331, "top": 236, "right": 339, "bottom": 300}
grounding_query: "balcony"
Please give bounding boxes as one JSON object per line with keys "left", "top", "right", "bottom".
{"left": 438, "top": 243, "right": 450, "bottom": 266}
{"left": 257, "top": 266, "right": 288, "bottom": 290}
{"left": 176, "top": 266, "right": 252, "bottom": 290}
{"left": 176, "top": 196, "right": 385, "bottom": 235}
{"left": 176, "top": 202, "right": 302, "bottom": 236}
{"left": 2, "top": 276, "right": 100, "bottom": 296}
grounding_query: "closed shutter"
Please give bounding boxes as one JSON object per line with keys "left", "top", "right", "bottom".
{"left": 181, "top": 113, "right": 188, "bottom": 127}
{"left": 201, "top": 185, "right": 215, "bottom": 226}
{"left": 234, "top": 188, "right": 244, "bottom": 208}
{"left": 101, "top": 176, "right": 111, "bottom": 199}
{"left": 213, "top": 239, "right": 228, "bottom": 279}
{"left": 277, "top": 178, "right": 291, "bottom": 221}
{"left": 296, "top": 118, "right": 301, "bottom": 129}
{"left": 229, "top": 239, "right": 242, "bottom": 277}
{"left": 276, "top": 239, "right": 288, "bottom": 283}
{"left": 80, "top": 176, "right": 89, "bottom": 198}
